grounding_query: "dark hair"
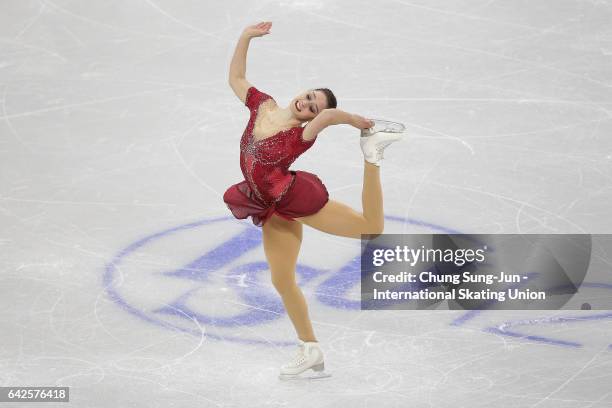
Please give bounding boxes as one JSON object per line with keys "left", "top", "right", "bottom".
{"left": 315, "top": 88, "right": 337, "bottom": 109}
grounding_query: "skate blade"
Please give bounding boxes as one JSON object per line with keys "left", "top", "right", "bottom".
{"left": 362, "top": 118, "right": 406, "bottom": 136}
{"left": 278, "top": 370, "right": 332, "bottom": 381}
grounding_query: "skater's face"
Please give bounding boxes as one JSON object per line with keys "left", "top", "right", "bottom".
{"left": 291, "top": 90, "right": 328, "bottom": 121}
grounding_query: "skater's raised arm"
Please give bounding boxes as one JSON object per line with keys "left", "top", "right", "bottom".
{"left": 303, "top": 108, "right": 374, "bottom": 141}
{"left": 228, "top": 22, "right": 272, "bottom": 104}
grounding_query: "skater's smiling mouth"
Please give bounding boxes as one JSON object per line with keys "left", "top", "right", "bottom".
{"left": 295, "top": 100, "right": 312, "bottom": 113}
{"left": 295, "top": 92, "right": 320, "bottom": 115}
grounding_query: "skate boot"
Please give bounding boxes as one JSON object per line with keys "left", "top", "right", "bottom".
{"left": 360, "top": 119, "right": 405, "bottom": 167}
{"left": 279, "top": 341, "right": 331, "bottom": 380}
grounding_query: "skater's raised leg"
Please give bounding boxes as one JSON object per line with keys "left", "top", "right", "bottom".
{"left": 296, "top": 161, "right": 383, "bottom": 239}
{"left": 296, "top": 129, "right": 403, "bottom": 239}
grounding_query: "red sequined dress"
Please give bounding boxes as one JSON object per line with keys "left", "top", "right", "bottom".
{"left": 223, "top": 86, "right": 329, "bottom": 226}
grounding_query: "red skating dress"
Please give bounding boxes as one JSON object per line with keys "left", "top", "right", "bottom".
{"left": 223, "top": 86, "right": 329, "bottom": 227}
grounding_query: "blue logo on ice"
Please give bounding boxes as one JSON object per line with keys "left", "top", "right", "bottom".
{"left": 104, "top": 216, "right": 612, "bottom": 349}
{"left": 103, "top": 215, "right": 460, "bottom": 346}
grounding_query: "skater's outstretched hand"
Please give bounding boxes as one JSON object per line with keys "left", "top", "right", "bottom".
{"left": 351, "top": 114, "right": 375, "bottom": 129}
{"left": 242, "top": 21, "right": 272, "bottom": 39}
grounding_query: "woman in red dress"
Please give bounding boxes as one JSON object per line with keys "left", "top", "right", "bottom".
{"left": 224, "top": 22, "right": 402, "bottom": 379}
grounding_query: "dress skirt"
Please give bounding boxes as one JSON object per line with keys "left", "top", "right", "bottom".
{"left": 223, "top": 170, "right": 329, "bottom": 227}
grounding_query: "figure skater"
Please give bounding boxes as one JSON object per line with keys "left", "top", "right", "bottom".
{"left": 223, "top": 21, "right": 403, "bottom": 379}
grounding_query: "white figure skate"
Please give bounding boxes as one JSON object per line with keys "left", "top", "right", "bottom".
{"left": 360, "top": 119, "right": 405, "bottom": 166}
{"left": 278, "top": 341, "right": 331, "bottom": 380}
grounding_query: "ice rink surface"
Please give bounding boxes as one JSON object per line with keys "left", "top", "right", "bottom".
{"left": 1, "top": 0, "right": 612, "bottom": 406}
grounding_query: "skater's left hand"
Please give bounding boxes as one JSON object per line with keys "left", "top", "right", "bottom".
{"left": 351, "top": 114, "right": 375, "bottom": 129}
{"left": 242, "top": 21, "right": 272, "bottom": 39}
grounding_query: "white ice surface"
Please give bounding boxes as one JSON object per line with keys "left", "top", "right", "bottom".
{"left": 1, "top": 0, "right": 612, "bottom": 407}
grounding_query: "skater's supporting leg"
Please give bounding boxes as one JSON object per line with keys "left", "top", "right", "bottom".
{"left": 262, "top": 214, "right": 317, "bottom": 342}
{"left": 296, "top": 161, "right": 383, "bottom": 239}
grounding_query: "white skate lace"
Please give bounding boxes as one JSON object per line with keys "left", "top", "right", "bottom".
{"left": 286, "top": 345, "right": 307, "bottom": 368}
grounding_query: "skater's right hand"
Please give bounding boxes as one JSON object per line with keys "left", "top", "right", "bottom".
{"left": 351, "top": 114, "right": 375, "bottom": 129}
{"left": 242, "top": 21, "right": 272, "bottom": 39}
